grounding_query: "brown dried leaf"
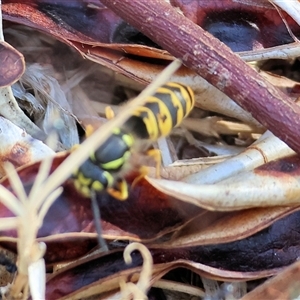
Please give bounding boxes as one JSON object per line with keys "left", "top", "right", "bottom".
{"left": 148, "top": 156, "right": 300, "bottom": 211}
{"left": 241, "top": 260, "right": 300, "bottom": 300}
{"left": 0, "top": 41, "right": 24, "bottom": 87}
{"left": 45, "top": 208, "right": 300, "bottom": 299}
{"left": 152, "top": 206, "right": 300, "bottom": 248}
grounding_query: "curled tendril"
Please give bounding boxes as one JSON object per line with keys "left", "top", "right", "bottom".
{"left": 121, "top": 242, "right": 153, "bottom": 299}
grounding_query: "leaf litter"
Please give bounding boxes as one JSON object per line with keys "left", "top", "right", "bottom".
{"left": 1, "top": 0, "right": 300, "bottom": 299}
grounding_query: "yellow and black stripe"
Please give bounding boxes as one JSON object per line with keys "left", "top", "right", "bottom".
{"left": 73, "top": 82, "right": 195, "bottom": 200}
{"left": 127, "top": 82, "right": 194, "bottom": 140}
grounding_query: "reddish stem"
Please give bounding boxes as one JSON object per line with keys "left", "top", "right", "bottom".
{"left": 100, "top": 0, "right": 300, "bottom": 153}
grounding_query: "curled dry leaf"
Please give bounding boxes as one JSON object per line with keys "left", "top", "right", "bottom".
{"left": 184, "top": 130, "right": 295, "bottom": 184}
{"left": 153, "top": 206, "right": 300, "bottom": 248}
{"left": 0, "top": 41, "right": 24, "bottom": 87}
{"left": 241, "top": 260, "right": 300, "bottom": 300}
{"left": 271, "top": 0, "right": 300, "bottom": 26}
{"left": 148, "top": 156, "right": 300, "bottom": 211}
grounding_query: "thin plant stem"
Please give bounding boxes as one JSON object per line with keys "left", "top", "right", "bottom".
{"left": 0, "top": 185, "right": 23, "bottom": 216}
{"left": 3, "top": 162, "right": 27, "bottom": 204}
{"left": 0, "top": 217, "right": 18, "bottom": 231}
{"left": 29, "top": 156, "right": 54, "bottom": 211}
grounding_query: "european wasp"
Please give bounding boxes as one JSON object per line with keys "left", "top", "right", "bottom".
{"left": 72, "top": 82, "right": 195, "bottom": 200}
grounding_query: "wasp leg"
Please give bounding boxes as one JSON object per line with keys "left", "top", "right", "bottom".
{"left": 131, "top": 165, "right": 149, "bottom": 188}
{"left": 85, "top": 124, "right": 95, "bottom": 138}
{"left": 90, "top": 190, "right": 109, "bottom": 251}
{"left": 107, "top": 178, "right": 128, "bottom": 201}
{"left": 131, "top": 149, "right": 161, "bottom": 188}
{"left": 105, "top": 106, "right": 115, "bottom": 120}
{"left": 146, "top": 149, "right": 161, "bottom": 178}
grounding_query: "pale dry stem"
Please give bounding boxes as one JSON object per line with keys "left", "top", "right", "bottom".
{"left": 2, "top": 160, "right": 62, "bottom": 299}
{"left": 121, "top": 242, "right": 153, "bottom": 299}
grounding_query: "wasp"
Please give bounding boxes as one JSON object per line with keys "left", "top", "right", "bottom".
{"left": 72, "top": 82, "right": 194, "bottom": 200}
